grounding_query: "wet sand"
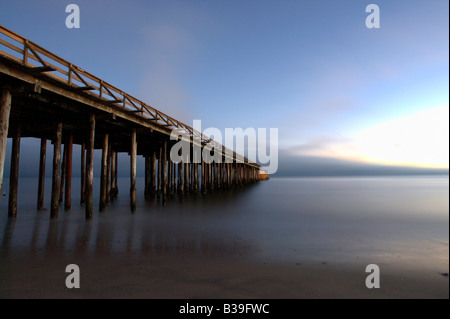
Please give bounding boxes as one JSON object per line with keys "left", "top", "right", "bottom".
{"left": 1, "top": 252, "right": 448, "bottom": 299}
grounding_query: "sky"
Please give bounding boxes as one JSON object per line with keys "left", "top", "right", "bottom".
{"left": 0, "top": 0, "right": 448, "bottom": 176}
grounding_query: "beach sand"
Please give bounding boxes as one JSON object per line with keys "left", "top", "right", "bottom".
{"left": 0, "top": 252, "right": 448, "bottom": 299}
{"left": 0, "top": 176, "right": 448, "bottom": 299}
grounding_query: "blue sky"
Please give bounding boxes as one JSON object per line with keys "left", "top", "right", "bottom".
{"left": 0, "top": 0, "right": 448, "bottom": 175}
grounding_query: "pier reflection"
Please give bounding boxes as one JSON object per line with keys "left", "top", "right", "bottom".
{"left": 0, "top": 180, "right": 260, "bottom": 260}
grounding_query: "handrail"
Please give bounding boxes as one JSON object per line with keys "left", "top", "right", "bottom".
{"left": 0, "top": 25, "right": 258, "bottom": 166}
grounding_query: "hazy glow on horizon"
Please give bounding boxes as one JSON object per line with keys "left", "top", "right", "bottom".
{"left": 299, "top": 105, "right": 449, "bottom": 169}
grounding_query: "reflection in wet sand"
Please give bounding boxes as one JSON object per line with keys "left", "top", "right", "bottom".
{"left": 1, "top": 178, "right": 259, "bottom": 261}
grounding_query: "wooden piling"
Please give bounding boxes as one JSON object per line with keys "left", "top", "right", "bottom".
{"left": 51, "top": 122, "right": 62, "bottom": 218}
{"left": 238, "top": 163, "right": 241, "bottom": 185}
{"left": 207, "top": 163, "right": 211, "bottom": 191}
{"left": 0, "top": 87, "right": 11, "bottom": 202}
{"left": 8, "top": 125, "right": 20, "bottom": 217}
{"left": 206, "top": 163, "right": 214, "bottom": 191}
{"left": 192, "top": 150, "right": 196, "bottom": 194}
{"left": 179, "top": 159, "right": 184, "bottom": 194}
{"left": 130, "top": 129, "right": 137, "bottom": 212}
{"left": 59, "top": 142, "right": 66, "bottom": 205}
{"left": 219, "top": 161, "right": 223, "bottom": 190}
{"left": 227, "top": 163, "right": 231, "bottom": 189}
{"left": 224, "top": 162, "right": 228, "bottom": 189}
{"left": 211, "top": 163, "right": 214, "bottom": 191}
{"left": 216, "top": 162, "right": 219, "bottom": 189}
{"left": 186, "top": 162, "right": 190, "bottom": 193}
{"left": 245, "top": 165, "right": 248, "bottom": 184}
{"left": 106, "top": 142, "right": 111, "bottom": 200}
{"left": 151, "top": 151, "right": 156, "bottom": 194}
{"left": 85, "top": 114, "right": 95, "bottom": 219}
{"left": 144, "top": 154, "right": 149, "bottom": 199}
{"left": 240, "top": 164, "right": 242, "bottom": 185}
{"left": 37, "top": 138, "right": 46, "bottom": 210}
{"left": 189, "top": 162, "right": 193, "bottom": 192}
{"left": 201, "top": 160, "right": 206, "bottom": 195}
{"left": 80, "top": 143, "right": 85, "bottom": 204}
{"left": 100, "top": 133, "right": 109, "bottom": 211}
{"left": 173, "top": 162, "right": 176, "bottom": 193}
{"left": 174, "top": 162, "right": 178, "bottom": 193}
{"left": 64, "top": 134, "right": 73, "bottom": 211}
{"left": 174, "top": 162, "right": 177, "bottom": 193}
{"left": 203, "top": 162, "right": 208, "bottom": 192}
{"left": 110, "top": 149, "right": 115, "bottom": 199}
{"left": 157, "top": 147, "right": 162, "bottom": 197}
{"left": 191, "top": 161, "right": 195, "bottom": 192}
{"left": 168, "top": 155, "right": 172, "bottom": 194}
{"left": 114, "top": 151, "right": 118, "bottom": 197}
{"left": 162, "top": 141, "right": 167, "bottom": 204}
{"left": 184, "top": 162, "right": 188, "bottom": 193}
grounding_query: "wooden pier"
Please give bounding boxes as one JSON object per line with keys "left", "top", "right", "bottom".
{"left": 0, "top": 25, "right": 261, "bottom": 218}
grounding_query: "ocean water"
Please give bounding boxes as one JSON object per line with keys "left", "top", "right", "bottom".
{"left": 0, "top": 175, "right": 448, "bottom": 272}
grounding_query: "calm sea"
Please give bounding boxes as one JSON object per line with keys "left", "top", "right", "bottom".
{"left": 0, "top": 175, "right": 448, "bottom": 272}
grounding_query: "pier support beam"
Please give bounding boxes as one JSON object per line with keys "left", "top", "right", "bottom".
{"left": 0, "top": 87, "right": 11, "bottom": 202}
{"left": 168, "top": 156, "right": 172, "bottom": 194}
{"left": 64, "top": 135, "right": 73, "bottom": 211}
{"left": 151, "top": 151, "right": 156, "bottom": 194}
{"left": 215, "top": 162, "right": 219, "bottom": 190}
{"left": 162, "top": 141, "right": 168, "bottom": 204}
{"left": 59, "top": 143, "right": 67, "bottom": 205}
{"left": 207, "top": 163, "right": 211, "bottom": 192}
{"left": 149, "top": 151, "right": 156, "bottom": 195}
{"left": 144, "top": 154, "right": 149, "bottom": 199}
{"left": 8, "top": 125, "right": 20, "bottom": 217}
{"left": 114, "top": 151, "right": 118, "bottom": 197}
{"left": 106, "top": 142, "right": 111, "bottom": 201}
{"left": 100, "top": 134, "right": 109, "bottom": 211}
{"left": 178, "top": 160, "right": 182, "bottom": 194}
{"left": 184, "top": 162, "right": 188, "bottom": 193}
{"left": 201, "top": 161, "right": 206, "bottom": 195}
{"left": 51, "top": 122, "right": 62, "bottom": 218}
{"left": 130, "top": 129, "right": 137, "bottom": 212}
{"left": 80, "top": 143, "right": 85, "bottom": 204}
{"left": 207, "top": 163, "right": 212, "bottom": 191}
{"left": 173, "top": 162, "right": 177, "bottom": 193}
{"left": 37, "top": 138, "right": 46, "bottom": 210}
{"left": 157, "top": 147, "right": 162, "bottom": 197}
{"left": 227, "top": 163, "right": 231, "bottom": 189}
{"left": 85, "top": 114, "right": 95, "bottom": 219}
{"left": 110, "top": 149, "right": 115, "bottom": 199}
{"left": 194, "top": 150, "right": 199, "bottom": 194}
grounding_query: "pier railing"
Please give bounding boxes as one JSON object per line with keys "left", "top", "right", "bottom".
{"left": 0, "top": 25, "right": 254, "bottom": 166}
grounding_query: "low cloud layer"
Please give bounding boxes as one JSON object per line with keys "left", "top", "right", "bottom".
{"left": 274, "top": 147, "right": 449, "bottom": 177}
